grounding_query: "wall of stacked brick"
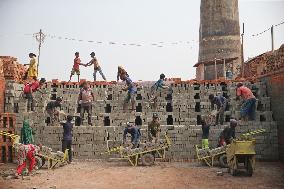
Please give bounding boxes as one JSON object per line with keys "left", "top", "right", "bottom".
{"left": 2, "top": 79, "right": 278, "bottom": 161}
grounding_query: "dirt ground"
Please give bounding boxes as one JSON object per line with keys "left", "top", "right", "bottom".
{"left": 0, "top": 160, "right": 284, "bottom": 189}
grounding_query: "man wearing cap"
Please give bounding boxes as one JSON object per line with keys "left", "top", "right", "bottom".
{"left": 85, "top": 52, "right": 107, "bottom": 81}
{"left": 236, "top": 83, "right": 256, "bottom": 121}
{"left": 150, "top": 73, "right": 170, "bottom": 110}
{"left": 69, "top": 52, "right": 84, "bottom": 82}
{"left": 148, "top": 113, "right": 161, "bottom": 143}
{"left": 46, "top": 97, "right": 63, "bottom": 125}
{"left": 23, "top": 77, "right": 46, "bottom": 112}
{"left": 123, "top": 122, "right": 141, "bottom": 149}
{"left": 209, "top": 94, "right": 228, "bottom": 125}
{"left": 218, "top": 119, "right": 238, "bottom": 146}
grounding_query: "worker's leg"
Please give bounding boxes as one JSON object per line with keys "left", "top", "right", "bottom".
{"left": 86, "top": 105, "right": 92, "bottom": 125}
{"left": 202, "top": 139, "right": 209, "bottom": 149}
{"left": 16, "top": 161, "right": 27, "bottom": 175}
{"left": 69, "top": 69, "right": 75, "bottom": 82}
{"left": 80, "top": 105, "right": 85, "bottom": 125}
{"left": 248, "top": 98, "right": 256, "bottom": 121}
{"left": 93, "top": 70, "right": 98, "bottom": 81}
{"left": 98, "top": 68, "right": 107, "bottom": 81}
{"left": 26, "top": 94, "right": 32, "bottom": 112}
{"left": 27, "top": 151, "right": 35, "bottom": 173}
{"left": 215, "top": 111, "right": 220, "bottom": 125}
{"left": 130, "top": 93, "right": 136, "bottom": 112}
{"left": 219, "top": 105, "right": 225, "bottom": 125}
{"left": 62, "top": 140, "right": 67, "bottom": 153}
{"left": 240, "top": 100, "right": 250, "bottom": 120}
{"left": 67, "top": 140, "right": 72, "bottom": 162}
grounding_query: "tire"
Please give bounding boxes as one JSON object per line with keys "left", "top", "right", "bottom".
{"left": 219, "top": 154, "right": 228, "bottom": 168}
{"left": 141, "top": 153, "right": 155, "bottom": 166}
{"left": 35, "top": 156, "right": 43, "bottom": 169}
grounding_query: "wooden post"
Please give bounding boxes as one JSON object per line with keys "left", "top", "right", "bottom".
{"left": 37, "top": 29, "right": 43, "bottom": 76}
{"left": 214, "top": 58, "right": 217, "bottom": 80}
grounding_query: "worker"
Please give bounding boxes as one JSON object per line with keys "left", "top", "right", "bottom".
{"left": 123, "top": 122, "right": 141, "bottom": 149}
{"left": 200, "top": 115, "right": 211, "bottom": 149}
{"left": 24, "top": 53, "right": 38, "bottom": 79}
{"left": 20, "top": 120, "right": 34, "bottom": 145}
{"left": 150, "top": 73, "right": 169, "bottom": 110}
{"left": 60, "top": 115, "right": 73, "bottom": 163}
{"left": 218, "top": 118, "right": 238, "bottom": 146}
{"left": 209, "top": 94, "right": 228, "bottom": 125}
{"left": 68, "top": 52, "right": 84, "bottom": 82}
{"left": 46, "top": 97, "right": 63, "bottom": 125}
{"left": 117, "top": 66, "right": 129, "bottom": 81}
{"left": 148, "top": 113, "right": 161, "bottom": 143}
{"left": 236, "top": 83, "right": 256, "bottom": 121}
{"left": 23, "top": 77, "right": 46, "bottom": 112}
{"left": 14, "top": 143, "right": 41, "bottom": 177}
{"left": 85, "top": 52, "right": 106, "bottom": 81}
{"left": 78, "top": 82, "right": 94, "bottom": 126}
{"left": 121, "top": 73, "right": 136, "bottom": 113}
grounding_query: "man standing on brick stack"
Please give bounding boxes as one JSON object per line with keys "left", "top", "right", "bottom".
{"left": 209, "top": 94, "right": 228, "bottom": 125}
{"left": 150, "top": 73, "right": 169, "bottom": 110}
{"left": 236, "top": 83, "right": 256, "bottom": 121}
{"left": 78, "top": 82, "right": 94, "bottom": 126}
{"left": 23, "top": 77, "right": 46, "bottom": 112}
{"left": 121, "top": 73, "right": 136, "bottom": 113}
{"left": 148, "top": 113, "right": 161, "bottom": 143}
{"left": 85, "top": 52, "right": 107, "bottom": 81}
{"left": 68, "top": 52, "right": 84, "bottom": 82}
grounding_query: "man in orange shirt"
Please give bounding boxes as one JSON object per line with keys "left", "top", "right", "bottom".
{"left": 236, "top": 83, "right": 256, "bottom": 121}
{"left": 69, "top": 52, "right": 84, "bottom": 82}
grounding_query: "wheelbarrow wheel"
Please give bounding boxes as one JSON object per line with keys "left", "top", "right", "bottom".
{"left": 141, "top": 153, "right": 155, "bottom": 166}
{"left": 219, "top": 154, "right": 228, "bottom": 168}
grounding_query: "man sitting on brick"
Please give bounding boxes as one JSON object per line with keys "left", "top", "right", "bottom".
{"left": 148, "top": 113, "right": 161, "bottom": 143}
{"left": 236, "top": 83, "right": 256, "bottom": 121}
{"left": 209, "top": 94, "right": 228, "bottom": 125}
{"left": 121, "top": 73, "right": 136, "bottom": 113}
{"left": 78, "top": 82, "right": 94, "bottom": 126}
{"left": 123, "top": 122, "right": 141, "bottom": 149}
{"left": 46, "top": 97, "right": 63, "bottom": 125}
{"left": 23, "top": 77, "right": 46, "bottom": 112}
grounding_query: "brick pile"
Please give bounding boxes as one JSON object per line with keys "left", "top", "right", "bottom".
{"left": 3, "top": 79, "right": 278, "bottom": 161}
{"left": 0, "top": 56, "right": 27, "bottom": 82}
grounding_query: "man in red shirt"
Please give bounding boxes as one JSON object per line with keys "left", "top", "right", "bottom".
{"left": 23, "top": 77, "right": 46, "bottom": 112}
{"left": 68, "top": 52, "right": 84, "bottom": 82}
{"left": 236, "top": 83, "right": 256, "bottom": 121}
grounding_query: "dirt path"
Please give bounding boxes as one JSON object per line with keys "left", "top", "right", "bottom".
{"left": 1, "top": 161, "right": 284, "bottom": 189}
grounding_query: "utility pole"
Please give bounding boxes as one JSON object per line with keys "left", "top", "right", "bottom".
{"left": 241, "top": 23, "right": 245, "bottom": 78}
{"left": 271, "top": 25, "right": 274, "bottom": 52}
{"left": 33, "top": 29, "right": 46, "bottom": 76}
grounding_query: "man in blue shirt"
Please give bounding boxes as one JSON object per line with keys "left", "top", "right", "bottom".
{"left": 123, "top": 122, "right": 141, "bottom": 149}
{"left": 60, "top": 115, "right": 73, "bottom": 163}
{"left": 121, "top": 74, "right": 136, "bottom": 113}
{"left": 209, "top": 94, "right": 228, "bottom": 125}
{"left": 150, "top": 73, "right": 169, "bottom": 110}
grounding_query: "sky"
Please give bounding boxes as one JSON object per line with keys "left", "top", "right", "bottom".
{"left": 0, "top": 0, "right": 284, "bottom": 81}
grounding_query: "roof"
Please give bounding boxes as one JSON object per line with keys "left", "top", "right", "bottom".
{"left": 193, "top": 57, "right": 239, "bottom": 67}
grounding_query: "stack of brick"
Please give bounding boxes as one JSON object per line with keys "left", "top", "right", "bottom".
{"left": 5, "top": 79, "right": 278, "bottom": 161}
{"left": 0, "top": 113, "right": 16, "bottom": 163}
{"left": 0, "top": 56, "right": 27, "bottom": 82}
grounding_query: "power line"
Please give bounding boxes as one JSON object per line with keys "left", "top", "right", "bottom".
{"left": 251, "top": 20, "right": 284, "bottom": 37}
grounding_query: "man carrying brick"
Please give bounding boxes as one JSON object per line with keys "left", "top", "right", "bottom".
{"left": 85, "top": 52, "right": 106, "bottom": 81}
{"left": 46, "top": 97, "right": 63, "bottom": 125}
{"left": 123, "top": 122, "right": 141, "bottom": 149}
{"left": 78, "top": 82, "right": 94, "bottom": 126}
{"left": 121, "top": 73, "right": 136, "bottom": 113}
{"left": 23, "top": 77, "right": 46, "bottom": 112}
{"left": 209, "top": 94, "right": 228, "bottom": 125}
{"left": 60, "top": 115, "right": 73, "bottom": 163}
{"left": 236, "top": 83, "right": 256, "bottom": 121}
{"left": 68, "top": 52, "right": 84, "bottom": 82}
{"left": 148, "top": 113, "right": 161, "bottom": 143}
{"left": 150, "top": 73, "right": 170, "bottom": 110}
{"left": 117, "top": 66, "right": 129, "bottom": 81}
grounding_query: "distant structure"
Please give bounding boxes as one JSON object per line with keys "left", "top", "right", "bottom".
{"left": 195, "top": 0, "right": 242, "bottom": 80}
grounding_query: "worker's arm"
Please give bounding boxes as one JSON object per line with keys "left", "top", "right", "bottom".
{"left": 123, "top": 128, "right": 127, "bottom": 143}
{"left": 85, "top": 60, "right": 93, "bottom": 67}
{"left": 77, "top": 91, "right": 82, "bottom": 104}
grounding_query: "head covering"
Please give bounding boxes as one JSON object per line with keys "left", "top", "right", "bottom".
{"left": 29, "top": 53, "right": 36, "bottom": 57}
{"left": 75, "top": 52, "right": 79, "bottom": 55}
{"left": 90, "top": 52, "right": 95, "bottom": 56}
{"left": 230, "top": 119, "right": 238, "bottom": 128}
{"left": 160, "top": 73, "right": 165, "bottom": 79}
{"left": 40, "top": 78, "right": 46, "bottom": 83}
{"left": 237, "top": 82, "right": 243, "bottom": 88}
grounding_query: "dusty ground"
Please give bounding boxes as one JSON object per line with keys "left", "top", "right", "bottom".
{"left": 0, "top": 160, "right": 284, "bottom": 189}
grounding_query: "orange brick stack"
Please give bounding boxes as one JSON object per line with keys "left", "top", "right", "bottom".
{"left": 0, "top": 56, "right": 27, "bottom": 82}
{"left": 0, "top": 113, "right": 16, "bottom": 163}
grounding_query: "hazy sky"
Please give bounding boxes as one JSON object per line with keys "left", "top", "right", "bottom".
{"left": 0, "top": 0, "right": 284, "bottom": 81}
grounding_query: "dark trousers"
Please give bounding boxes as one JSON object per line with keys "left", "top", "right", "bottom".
{"left": 25, "top": 93, "right": 34, "bottom": 111}
{"left": 80, "top": 104, "right": 92, "bottom": 125}
{"left": 216, "top": 102, "right": 227, "bottom": 125}
{"left": 62, "top": 140, "right": 72, "bottom": 162}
